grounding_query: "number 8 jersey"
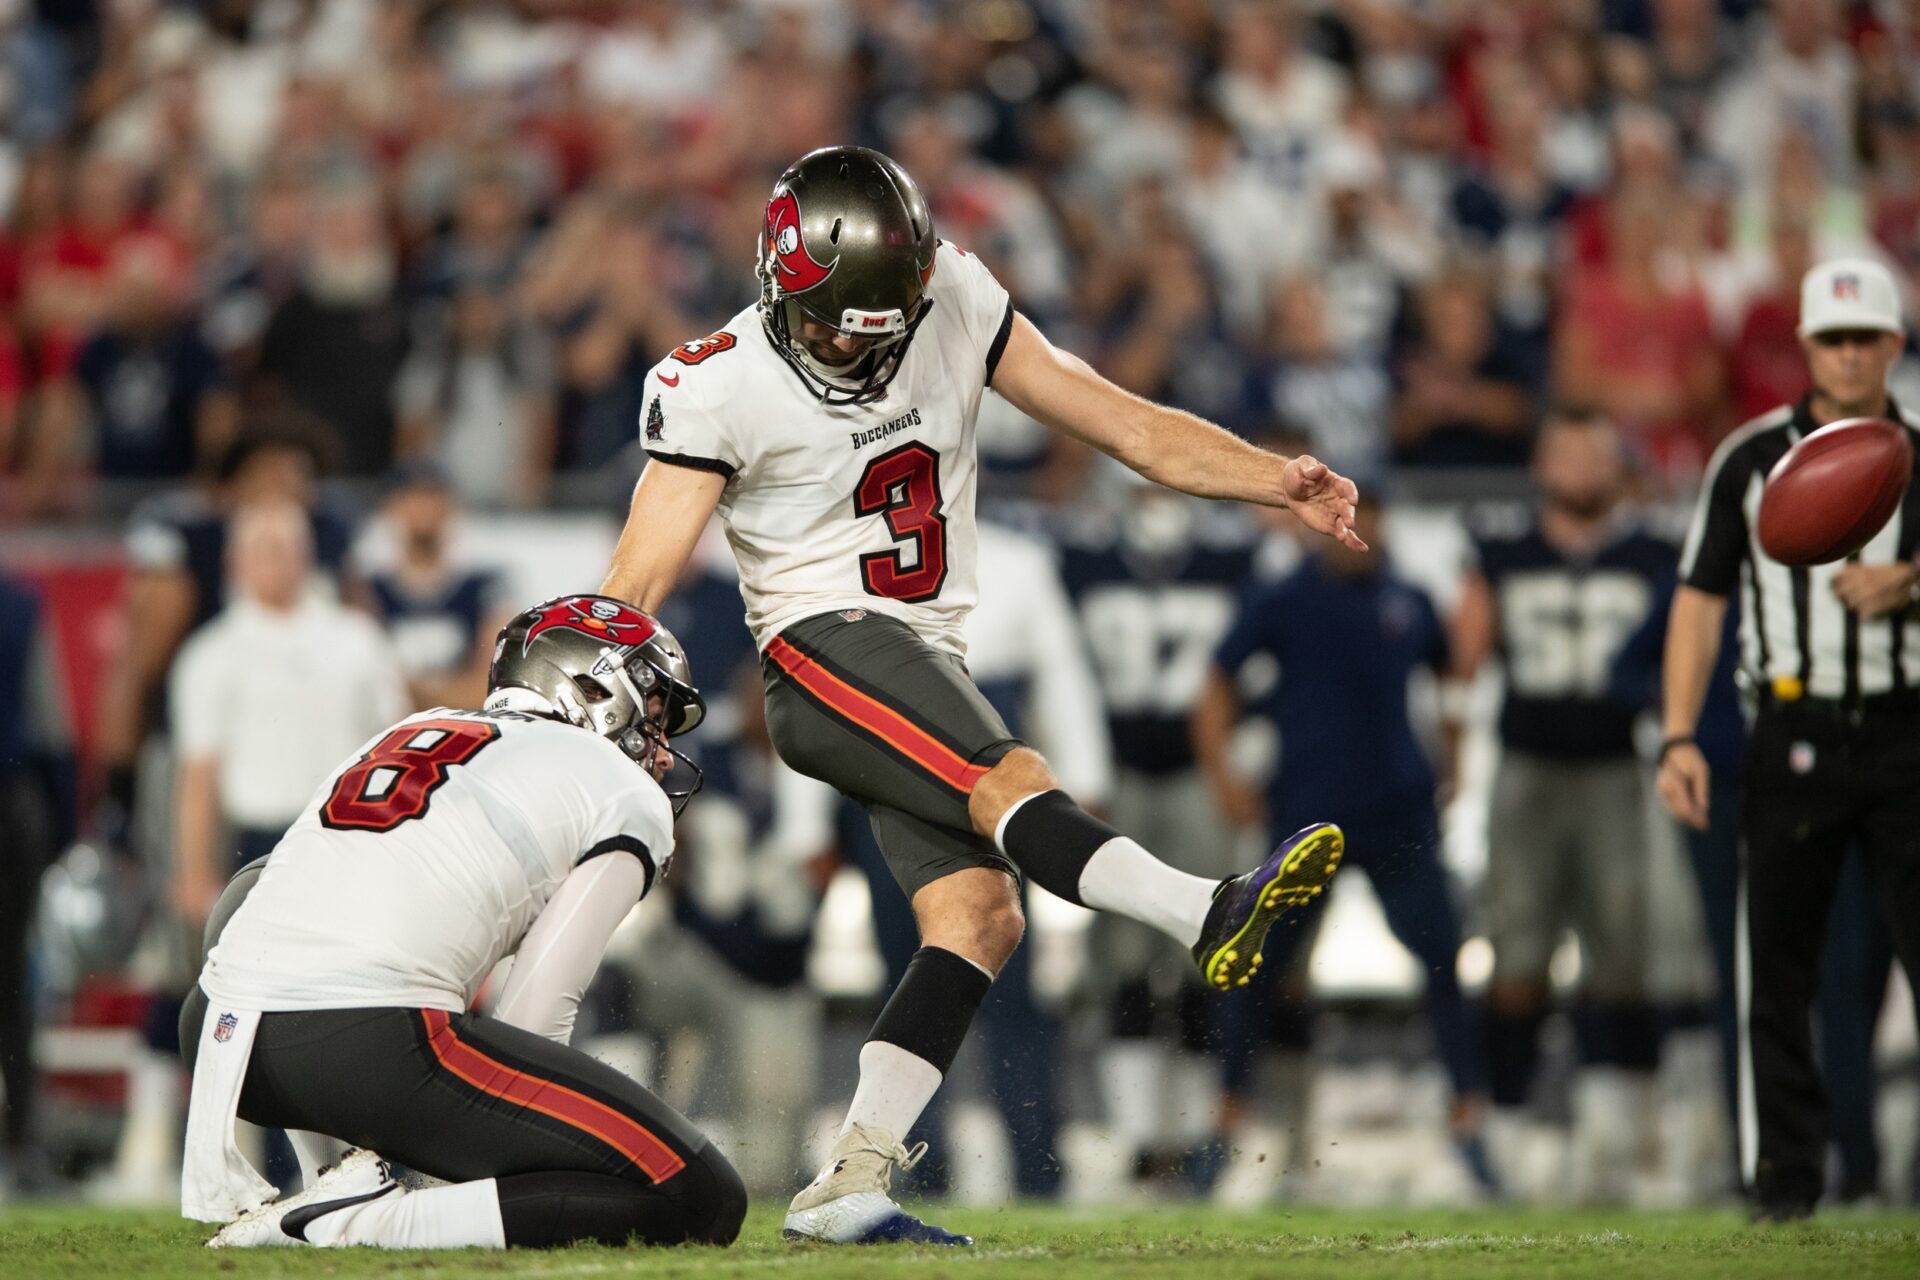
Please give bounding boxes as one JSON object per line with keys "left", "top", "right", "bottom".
{"left": 643, "top": 241, "right": 1013, "bottom": 659}
{"left": 198, "top": 708, "right": 675, "bottom": 1013}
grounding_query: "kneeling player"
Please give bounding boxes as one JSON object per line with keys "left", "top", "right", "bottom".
{"left": 178, "top": 596, "right": 746, "bottom": 1250}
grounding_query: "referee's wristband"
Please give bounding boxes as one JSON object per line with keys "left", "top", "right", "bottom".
{"left": 1657, "top": 736, "right": 1695, "bottom": 765}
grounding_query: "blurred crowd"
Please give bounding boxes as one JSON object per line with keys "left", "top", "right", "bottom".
{"left": 5, "top": 0, "right": 1920, "bottom": 1215}
{"left": 5, "top": 0, "right": 1920, "bottom": 511}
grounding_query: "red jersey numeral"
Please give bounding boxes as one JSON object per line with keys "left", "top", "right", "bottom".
{"left": 853, "top": 443, "right": 948, "bottom": 602}
{"left": 669, "top": 331, "right": 737, "bottom": 365}
{"left": 319, "top": 719, "right": 501, "bottom": 834}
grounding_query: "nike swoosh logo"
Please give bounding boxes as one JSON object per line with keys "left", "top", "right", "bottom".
{"left": 659, "top": 371, "right": 681, "bottom": 387}
{"left": 281, "top": 1181, "right": 398, "bottom": 1242}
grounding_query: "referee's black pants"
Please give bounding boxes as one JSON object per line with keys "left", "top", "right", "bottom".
{"left": 1742, "top": 699, "right": 1920, "bottom": 1209}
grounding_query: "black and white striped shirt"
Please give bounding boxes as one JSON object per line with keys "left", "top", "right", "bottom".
{"left": 1680, "top": 395, "right": 1920, "bottom": 701}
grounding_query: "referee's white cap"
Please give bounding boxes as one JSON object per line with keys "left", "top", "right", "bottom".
{"left": 1798, "top": 257, "right": 1905, "bottom": 337}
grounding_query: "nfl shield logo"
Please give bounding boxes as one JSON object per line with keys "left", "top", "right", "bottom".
{"left": 1833, "top": 273, "right": 1860, "bottom": 301}
{"left": 214, "top": 1012, "right": 238, "bottom": 1043}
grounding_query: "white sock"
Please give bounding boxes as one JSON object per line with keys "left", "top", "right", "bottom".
{"left": 310, "top": 1179, "right": 507, "bottom": 1249}
{"left": 838, "top": 1040, "right": 944, "bottom": 1142}
{"left": 1077, "top": 837, "right": 1219, "bottom": 948}
{"left": 287, "top": 1131, "right": 349, "bottom": 1189}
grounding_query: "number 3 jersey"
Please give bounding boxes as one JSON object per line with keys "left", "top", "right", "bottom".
{"left": 642, "top": 241, "right": 1013, "bottom": 659}
{"left": 198, "top": 708, "right": 675, "bottom": 1014}
{"left": 1469, "top": 510, "right": 1676, "bottom": 758}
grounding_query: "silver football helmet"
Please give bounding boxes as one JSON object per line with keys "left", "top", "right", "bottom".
{"left": 485, "top": 595, "right": 705, "bottom": 811}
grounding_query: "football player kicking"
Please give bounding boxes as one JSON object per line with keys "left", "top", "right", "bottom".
{"left": 177, "top": 596, "right": 747, "bottom": 1251}
{"left": 601, "top": 145, "right": 1360, "bottom": 1245}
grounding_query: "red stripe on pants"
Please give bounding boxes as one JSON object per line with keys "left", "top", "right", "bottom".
{"left": 419, "top": 1008, "right": 685, "bottom": 1183}
{"left": 766, "top": 634, "right": 991, "bottom": 794}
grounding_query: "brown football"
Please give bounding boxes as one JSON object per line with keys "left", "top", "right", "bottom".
{"left": 1756, "top": 417, "right": 1913, "bottom": 566}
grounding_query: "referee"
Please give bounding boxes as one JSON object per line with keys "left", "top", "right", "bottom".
{"left": 1659, "top": 258, "right": 1920, "bottom": 1221}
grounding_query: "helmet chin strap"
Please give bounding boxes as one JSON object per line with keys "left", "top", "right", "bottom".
{"left": 763, "top": 295, "right": 935, "bottom": 406}
{"left": 797, "top": 341, "right": 883, "bottom": 388}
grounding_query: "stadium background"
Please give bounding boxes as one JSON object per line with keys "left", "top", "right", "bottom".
{"left": 1, "top": 0, "right": 1919, "bottom": 1220}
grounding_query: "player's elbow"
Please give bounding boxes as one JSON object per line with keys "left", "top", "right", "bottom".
{"left": 1024, "top": 348, "right": 1156, "bottom": 467}
{"left": 1102, "top": 401, "right": 1165, "bottom": 475}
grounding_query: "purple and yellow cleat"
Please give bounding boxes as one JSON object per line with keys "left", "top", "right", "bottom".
{"left": 1191, "top": 823, "right": 1345, "bottom": 991}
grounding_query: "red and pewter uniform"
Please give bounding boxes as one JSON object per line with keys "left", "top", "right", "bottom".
{"left": 644, "top": 242, "right": 1024, "bottom": 898}
{"left": 200, "top": 708, "right": 674, "bottom": 1015}
{"left": 182, "top": 709, "right": 722, "bottom": 1225}
{"left": 641, "top": 240, "right": 1013, "bottom": 660}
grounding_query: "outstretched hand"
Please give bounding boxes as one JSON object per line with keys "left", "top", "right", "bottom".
{"left": 1282, "top": 454, "right": 1367, "bottom": 551}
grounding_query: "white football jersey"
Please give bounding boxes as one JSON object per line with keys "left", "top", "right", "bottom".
{"left": 641, "top": 241, "right": 1013, "bottom": 658}
{"left": 199, "top": 708, "right": 674, "bottom": 1014}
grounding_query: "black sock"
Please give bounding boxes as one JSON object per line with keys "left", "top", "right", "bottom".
{"left": 870, "top": 946, "right": 993, "bottom": 1072}
{"left": 994, "top": 790, "right": 1119, "bottom": 907}
{"left": 1573, "top": 1002, "right": 1662, "bottom": 1071}
{"left": 1484, "top": 1008, "right": 1545, "bottom": 1109}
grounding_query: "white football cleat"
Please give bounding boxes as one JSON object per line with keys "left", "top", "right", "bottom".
{"left": 782, "top": 1124, "right": 971, "bottom": 1245}
{"left": 207, "top": 1149, "right": 401, "bottom": 1248}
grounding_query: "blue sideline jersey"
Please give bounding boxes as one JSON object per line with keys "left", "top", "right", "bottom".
{"left": 1216, "top": 557, "right": 1448, "bottom": 821}
{"left": 1469, "top": 508, "right": 1677, "bottom": 759}
{"left": 367, "top": 568, "right": 501, "bottom": 682}
{"left": 1058, "top": 513, "right": 1257, "bottom": 776}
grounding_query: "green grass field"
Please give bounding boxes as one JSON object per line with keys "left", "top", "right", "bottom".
{"left": 4, "top": 1203, "right": 1920, "bottom": 1279}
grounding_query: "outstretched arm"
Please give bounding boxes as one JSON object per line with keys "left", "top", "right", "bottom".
{"left": 600, "top": 460, "right": 728, "bottom": 612}
{"left": 991, "top": 313, "right": 1364, "bottom": 550}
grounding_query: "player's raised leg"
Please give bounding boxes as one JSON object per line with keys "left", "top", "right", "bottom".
{"left": 973, "top": 750, "right": 1344, "bottom": 990}
{"left": 765, "top": 611, "right": 1342, "bottom": 1242}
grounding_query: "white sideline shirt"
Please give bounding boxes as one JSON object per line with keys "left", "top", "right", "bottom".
{"left": 170, "top": 596, "right": 411, "bottom": 828}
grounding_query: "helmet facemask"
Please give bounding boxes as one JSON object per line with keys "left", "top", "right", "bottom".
{"left": 557, "top": 647, "right": 704, "bottom": 816}
{"left": 758, "top": 261, "right": 934, "bottom": 407}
